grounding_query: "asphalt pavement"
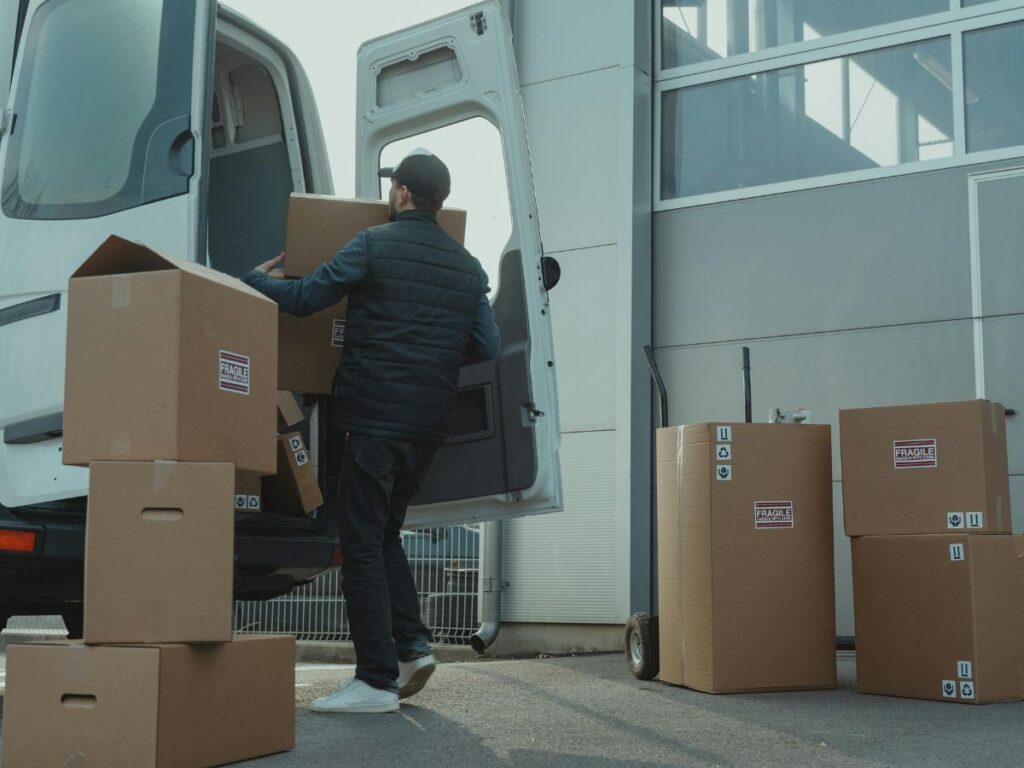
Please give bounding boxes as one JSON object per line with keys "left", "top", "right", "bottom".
{"left": 2, "top": 652, "right": 1023, "bottom": 767}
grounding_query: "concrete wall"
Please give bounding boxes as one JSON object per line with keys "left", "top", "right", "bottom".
{"left": 499, "top": 0, "right": 653, "bottom": 631}
{"left": 653, "top": 158, "right": 1024, "bottom": 637}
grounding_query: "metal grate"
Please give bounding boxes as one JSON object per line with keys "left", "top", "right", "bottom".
{"left": 446, "top": 385, "right": 492, "bottom": 441}
{"left": 234, "top": 524, "right": 481, "bottom": 644}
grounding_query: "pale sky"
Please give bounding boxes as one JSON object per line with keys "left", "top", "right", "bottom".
{"left": 223, "top": 0, "right": 511, "bottom": 284}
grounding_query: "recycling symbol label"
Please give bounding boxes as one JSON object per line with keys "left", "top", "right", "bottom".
{"left": 247, "top": 495, "right": 260, "bottom": 510}
{"left": 941, "top": 680, "right": 957, "bottom": 699}
{"left": 960, "top": 681, "right": 975, "bottom": 699}
{"left": 716, "top": 464, "right": 732, "bottom": 481}
{"left": 947, "top": 512, "right": 964, "bottom": 529}
{"left": 717, "top": 444, "right": 732, "bottom": 461}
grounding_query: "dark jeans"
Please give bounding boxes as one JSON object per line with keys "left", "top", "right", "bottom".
{"left": 338, "top": 433, "right": 436, "bottom": 693}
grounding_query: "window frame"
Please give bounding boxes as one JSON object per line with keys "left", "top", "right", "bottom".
{"left": 655, "top": 2, "right": 1024, "bottom": 211}
{"left": 1, "top": 0, "right": 199, "bottom": 221}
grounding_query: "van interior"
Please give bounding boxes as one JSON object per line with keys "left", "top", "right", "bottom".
{"left": 206, "top": 38, "right": 298, "bottom": 279}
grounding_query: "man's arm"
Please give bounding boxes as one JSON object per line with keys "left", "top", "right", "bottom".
{"left": 465, "top": 278, "right": 501, "bottom": 363}
{"left": 243, "top": 232, "right": 371, "bottom": 317}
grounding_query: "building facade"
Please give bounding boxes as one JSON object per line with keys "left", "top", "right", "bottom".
{"left": 498, "top": 0, "right": 1024, "bottom": 649}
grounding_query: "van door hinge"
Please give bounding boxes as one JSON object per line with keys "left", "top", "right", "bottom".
{"left": 470, "top": 11, "right": 487, "bottom": 35}
{"left": 0, "top": 109, "right": 13, "bottom": 138}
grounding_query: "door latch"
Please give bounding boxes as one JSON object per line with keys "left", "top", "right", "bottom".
{"left": 470, "top": 11, "right": 487, "bottom": 35}
{"left": 0, "top": 109, "right": 13, "bottom": 138}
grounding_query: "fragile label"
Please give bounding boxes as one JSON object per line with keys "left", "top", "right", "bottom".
{"left": 947, "top": 512, "right": 965, "bottom": 529}
{"left": 234, "top": 494, "right": 247, "bottom": 511}
{"left": 893, "top": 439, "right": 937, "bottom": 469}
{"left": 966, "top": 512, "right": 984, "bottom": 529}
{"left": 716, "top": 426, "right": 732, "bottom": 442}
{"left": 960, "top": 680, "right": 976, "bottom": 700}
{"left": 754, "top": 501, "right": 794, "bottom": 529}
{"left": 218, "top": 350, "right": 251, "bottom": 395}
{"left": 716, "top": 464, "right": 732, "bottom": 481}
{"left": 331, "top": 319, "right": 346, "bottom": 348}
{"left": 716, "top": 444, "right": 732, "bottom": 461}
{"left": 941, "top": 680, "right": 957, "bottom": 699}
{"left": 950, "top": 542, "right": 966, "bottom": 562}
{"left": 957, "top": 660, "right": 973, "bottom": 679}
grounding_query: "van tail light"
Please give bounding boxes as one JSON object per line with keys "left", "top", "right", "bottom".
{"left": 0, "top": 529, "right": 36, "bottom": 553}
{"left": 330, "top": 545, "right": 343, "bottom": 567}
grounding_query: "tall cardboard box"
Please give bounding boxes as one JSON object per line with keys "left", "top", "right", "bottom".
{"left": 657, "top": 423, "right": 837, "bottom": 693}
{"left": 84, "top": 462, "right": 234, "bottom": 644}
{"left": 852, "top": 534, "right": 1024, "bottom": 704}
{"left": 1, "top": 635, "right": 295, "bottom": 767}
{"left": 277, "top": 390, "right": 306, "bottom": 431}
{"left": 64, "top": 236, "right": 278, "bottom": 474}
{"left": 263, "top": 432, "right": 323, "bottom": 516}
{"left": 283, "top": 194, "right": 467, "bottom": 277}
{"left": 840, "top": 400, "right": 1010, "bottom": 536}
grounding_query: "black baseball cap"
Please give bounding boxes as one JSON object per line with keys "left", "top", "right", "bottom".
{"left": 378, "top": 150, "right": 451, "bottom": 205}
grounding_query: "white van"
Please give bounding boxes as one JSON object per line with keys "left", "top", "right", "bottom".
{"left": 0, "top": 0, "right": 562, "bottom": 631}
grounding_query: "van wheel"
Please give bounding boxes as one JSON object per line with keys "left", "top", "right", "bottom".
{"left": 625, "top": 612, "right": 659, "bottom": 680}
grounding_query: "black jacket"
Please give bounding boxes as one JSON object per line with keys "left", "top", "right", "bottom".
{"left": 245, "top": 209, "right": 501, "bottom": 444}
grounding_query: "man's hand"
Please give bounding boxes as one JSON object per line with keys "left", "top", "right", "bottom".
{"left": 255, "top": 253, "right": 285, "bottom": 275}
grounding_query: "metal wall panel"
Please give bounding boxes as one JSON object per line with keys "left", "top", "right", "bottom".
{"left": 521, "top": 68, "right": 620, "bottom": 254}
{"left": 982, "top": 315, "right": 1024, "bottom": 475}
{"left": 975, "top": 173, "right": 1024, "bottom": 317}
{"left": 513, "top": 0, "right": 619, "bottom": 86}
{"left": 501, "top": 430, "right": 619, "bottom": 623}
{"left": 654, "top": 320, "right": 978, "bottom": 480}
{"left": 654, "top": 168, "right": 974, "bottom": 349}
{"left": 548, "top": 245, "right": 618, "bottom": 432}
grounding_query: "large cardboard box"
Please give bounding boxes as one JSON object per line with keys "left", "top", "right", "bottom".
{"left": 657, "top": 423, "right": 836, "bottom": 693}
{"left": 64, "top": 236, "right": 278, "bottom": 474}
{"left": 263, "top": 432, "right": 323, "bottom": 516}
{"left": 1, "top": 635, "right": 295, "bottom": 767}
{"left": 283, "top": 194, "right": 467, "bottom": 277}
{"left": 84, "top": 461, "right": 234, "bottom": 644}
{"left": 852, "top": 534, "right": 1024, "bottom": 704}
{"left": 840, "top": 400, "right": 1010, "bottom": 536}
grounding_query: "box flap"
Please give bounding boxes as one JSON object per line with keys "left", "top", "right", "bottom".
{"left": 72, "top": 235, "right": 274, "bottom": 305}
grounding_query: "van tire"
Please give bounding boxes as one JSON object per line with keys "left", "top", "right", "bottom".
{"left": 625, "top": 612, "right": 659, "bottom": 680}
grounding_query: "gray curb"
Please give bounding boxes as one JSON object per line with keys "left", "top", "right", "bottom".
{"left": 296, "top": 641, "right": 479, "bottom": 665}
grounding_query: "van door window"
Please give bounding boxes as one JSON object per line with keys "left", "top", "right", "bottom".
{"left": 1, "top": 0, "right": 197, "bottom": 220}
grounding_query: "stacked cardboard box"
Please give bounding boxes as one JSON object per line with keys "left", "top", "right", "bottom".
{"left": 1, "top": 237, "right": 295, "bottom": 767}
{"left": 656, "top": 422, "right": 836, "bottom": 693}
{"left": 277, "top": 194, "right": 467, "bottom": 394}
{"left": 841, "top": 400, "right": 1023, "bottom": 704}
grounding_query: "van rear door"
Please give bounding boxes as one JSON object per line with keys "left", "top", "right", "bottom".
{"left": 0, "top": 0, "right": 25, "bottom": 108}
{"left": 355, "top": 1, "right": 562, "bottom": 527}
{"left": 0, "top": 0, "right": 215, "bottom": 508}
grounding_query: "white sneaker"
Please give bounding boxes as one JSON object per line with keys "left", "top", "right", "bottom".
{"left": 398, "top": 654, "right": 436, "bottom": 699}
{"left": 310, "top": 678, "right": 399, "bottom": 713}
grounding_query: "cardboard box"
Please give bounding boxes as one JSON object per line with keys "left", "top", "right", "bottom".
{"left": 657, "top": 423, "right": 837, "bottom": 693}
{"left": 840, "top": 400, "right": 1010, "bottom": 536}
{"left": 264, "top": 432, "right": 323, "bottom": 516}
{"left": 277, "top": 390, "right": 306, "bottom": 431}
{"left": 283, "top": 194, "right": 467, "bottom": 277}
{"left": 84, "top": 461, "right": 234, "bottom": 645}
{"left": 276, "top": 294, "right": 348, "bottom": 394}
{"left": 235, "top": 470, "right": 263, "bottom": 513}
{"left": 1, "top": 635, "right": 295, "bottom": 767}
{"left": 64, "top": 236, "right": 277, "bottom": 474}
{"left": 852, "top": 534, "right": 1024, "bottom": 704}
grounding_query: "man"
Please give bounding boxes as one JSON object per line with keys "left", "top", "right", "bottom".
{"left": 243, "top": 150, "right": 501, "bottom": 713}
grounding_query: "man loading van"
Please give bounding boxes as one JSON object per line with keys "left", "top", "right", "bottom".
{"left": 243, "top": 150, "right": 501, "bottom": 713}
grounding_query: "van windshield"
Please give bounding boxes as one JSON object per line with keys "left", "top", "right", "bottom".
{"left": 1, "top": 0, "right": 196, "bottom": 220}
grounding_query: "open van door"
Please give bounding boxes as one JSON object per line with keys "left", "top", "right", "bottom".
{"left": 355, "top": 1, "right": 562, "bottom": 527}
{"left": 0, "top": 0, "right": 214, "bottom": 507}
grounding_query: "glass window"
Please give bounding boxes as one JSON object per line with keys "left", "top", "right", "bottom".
{"left": 662, "top": 0, "right": 950, "bottom": 70}
{"left": 661, "top": 38, "right": 954, "bottom": 199}
{"left": 964, "top": 21, "right": 1024, "bottom": 153}
{"left": 2, "top": 0, "right": 196, "bottom": 220}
